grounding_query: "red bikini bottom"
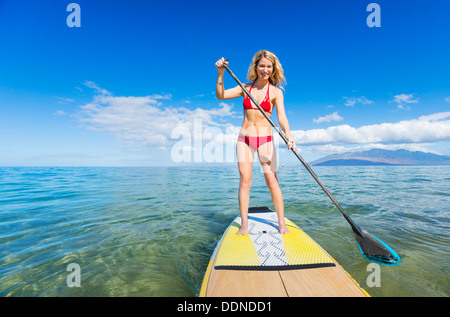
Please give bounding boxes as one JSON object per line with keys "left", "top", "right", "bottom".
{"left": 237, "top": 135, "right": 273, "bottom": 151}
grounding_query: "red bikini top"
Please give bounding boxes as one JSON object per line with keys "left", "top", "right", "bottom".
{"left": 243, "top": 82, "right": 272, "bottom": 114}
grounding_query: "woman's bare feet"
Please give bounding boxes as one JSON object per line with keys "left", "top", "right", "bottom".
{"left": 279, "top": 223, "right": 290, "bottom": 235}
{"left": 236, "top": 224, "right": 248, "bottom": 235}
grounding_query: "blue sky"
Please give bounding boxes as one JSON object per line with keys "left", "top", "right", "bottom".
{"left": 0, "top": 0, "right": 449, "bottom": 166}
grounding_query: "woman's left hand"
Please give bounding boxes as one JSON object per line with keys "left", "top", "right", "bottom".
{"left": 287, "top": 137, "right": 297, "bottom": 151}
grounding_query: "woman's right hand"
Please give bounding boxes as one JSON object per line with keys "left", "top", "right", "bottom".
{"left": 215, "top": 57, "right": 228, "bottom": 73}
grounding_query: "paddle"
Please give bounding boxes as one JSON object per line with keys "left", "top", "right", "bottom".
{"left": 222, "top": 61, "right": 401, "bottom": 266}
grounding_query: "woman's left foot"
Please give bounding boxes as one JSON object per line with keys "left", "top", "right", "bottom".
{"left": 279, "top": 224, "right": 290, "bottom": 235}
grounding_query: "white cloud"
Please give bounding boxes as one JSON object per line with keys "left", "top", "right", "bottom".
{"left": 393, "top": 94, "right": 418, "bottom": 104}
{"left": 392, "top": 93, "right": 418, "bottom": 110}
{"left": 54, "top": 96, "right": 75, "bottom": 104}
{"left": 83, "top": 80, "right": 112, "bottom": 96}
{"left": 292, "top": 111, "right": 450, "bottom": 146}
{"left": 419, "top": 112, "right": 450, "bottom": 122}
{"left": 76, "top": 82, "right": 450, "bottom": 159}
{"left": 53, "top": 110, "right": 66, "bottom": 116}
{"left": 313, "top": 112, "right": 343, "bottom": 124}
{"left": 77, "top": 82, "right": 237, "bottom": 151}
{"left": 343, "top": 96, "right": 374, "bottom": 107}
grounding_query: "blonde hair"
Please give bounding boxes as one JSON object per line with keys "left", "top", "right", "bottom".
{"left": 247, "top": 50, "right": 286, "bottom": 90}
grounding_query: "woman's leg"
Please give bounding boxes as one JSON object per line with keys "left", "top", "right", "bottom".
{"left": 236, "top": 139, "right": 255, "bottom": 235}
{"left": 258, "top": 141, "right": 290, "bottom": 234}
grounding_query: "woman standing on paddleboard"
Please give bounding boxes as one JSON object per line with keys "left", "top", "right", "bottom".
{"left": 215, "top": 50, "right": 296, "bottom": 235}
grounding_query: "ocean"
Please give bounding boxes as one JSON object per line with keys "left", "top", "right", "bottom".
{"left": 0, "top": 165, "right": 449, "bottom": 297}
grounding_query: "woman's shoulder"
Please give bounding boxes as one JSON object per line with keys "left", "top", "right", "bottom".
{"left": 271, "top": 84, "right": 284, "bottom": 96}
{"left": 241, "top": 82, "right": 253, "bottom": 94}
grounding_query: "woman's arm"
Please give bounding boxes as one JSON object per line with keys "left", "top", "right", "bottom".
{"left": 274, "top": 88, "right": 297, "bottom": 150}
{"left": 215, "top": 58, "right": 244, "bottom": 100}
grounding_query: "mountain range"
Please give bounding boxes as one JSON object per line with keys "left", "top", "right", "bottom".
{"left": 310, "top": 149, "right": 450, "bottom": 166}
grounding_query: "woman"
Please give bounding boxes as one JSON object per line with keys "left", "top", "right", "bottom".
{"left": 215, "top": 50, "right": 296, "bottom": 235}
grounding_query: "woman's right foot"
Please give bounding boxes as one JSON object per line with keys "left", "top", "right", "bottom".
{"left": 236, "top": 224, "right": 248, "bottom": 235}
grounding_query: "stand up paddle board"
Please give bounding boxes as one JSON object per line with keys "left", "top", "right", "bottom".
{"left": 199, "top": 207, "right": 369, "bottom": 297}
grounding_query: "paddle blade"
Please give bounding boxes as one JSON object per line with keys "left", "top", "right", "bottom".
{"left": 355, "top": 229, "right": 401, "bottom": 266}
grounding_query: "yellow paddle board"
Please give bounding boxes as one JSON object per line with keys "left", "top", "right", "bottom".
{"left": 199, "top": 207, "right": 369, "bottom": 297}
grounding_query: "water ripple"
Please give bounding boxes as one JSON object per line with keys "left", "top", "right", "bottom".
{"left": 0, "top": 166, "right": 449, "bottom": 297}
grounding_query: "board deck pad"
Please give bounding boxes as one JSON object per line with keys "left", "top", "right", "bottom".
{"left": 214, "top": 207, "right": 336, "bottom": 270}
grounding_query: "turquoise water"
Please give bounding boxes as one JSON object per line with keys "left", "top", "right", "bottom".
{"left": 0, "top": 165, "right": 449, "bottom": 297}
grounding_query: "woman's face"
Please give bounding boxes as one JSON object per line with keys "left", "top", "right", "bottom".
{"left": 256, "top": 56, "right": 273, "bottom": 81}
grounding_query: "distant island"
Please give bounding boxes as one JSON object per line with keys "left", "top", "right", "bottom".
{"left": 310, "top": 149, "right": 450, "bottom": 166}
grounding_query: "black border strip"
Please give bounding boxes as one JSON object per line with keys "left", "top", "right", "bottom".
{"left": 214, "top": 263, "right": 336, "bottom": 271}
{"left": 248, "top": 206, "right": 273, "bottom": 213}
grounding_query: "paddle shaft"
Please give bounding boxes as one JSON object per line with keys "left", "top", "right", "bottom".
{"left": 223, "top": 64, "right": 363, "bottom": 237}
